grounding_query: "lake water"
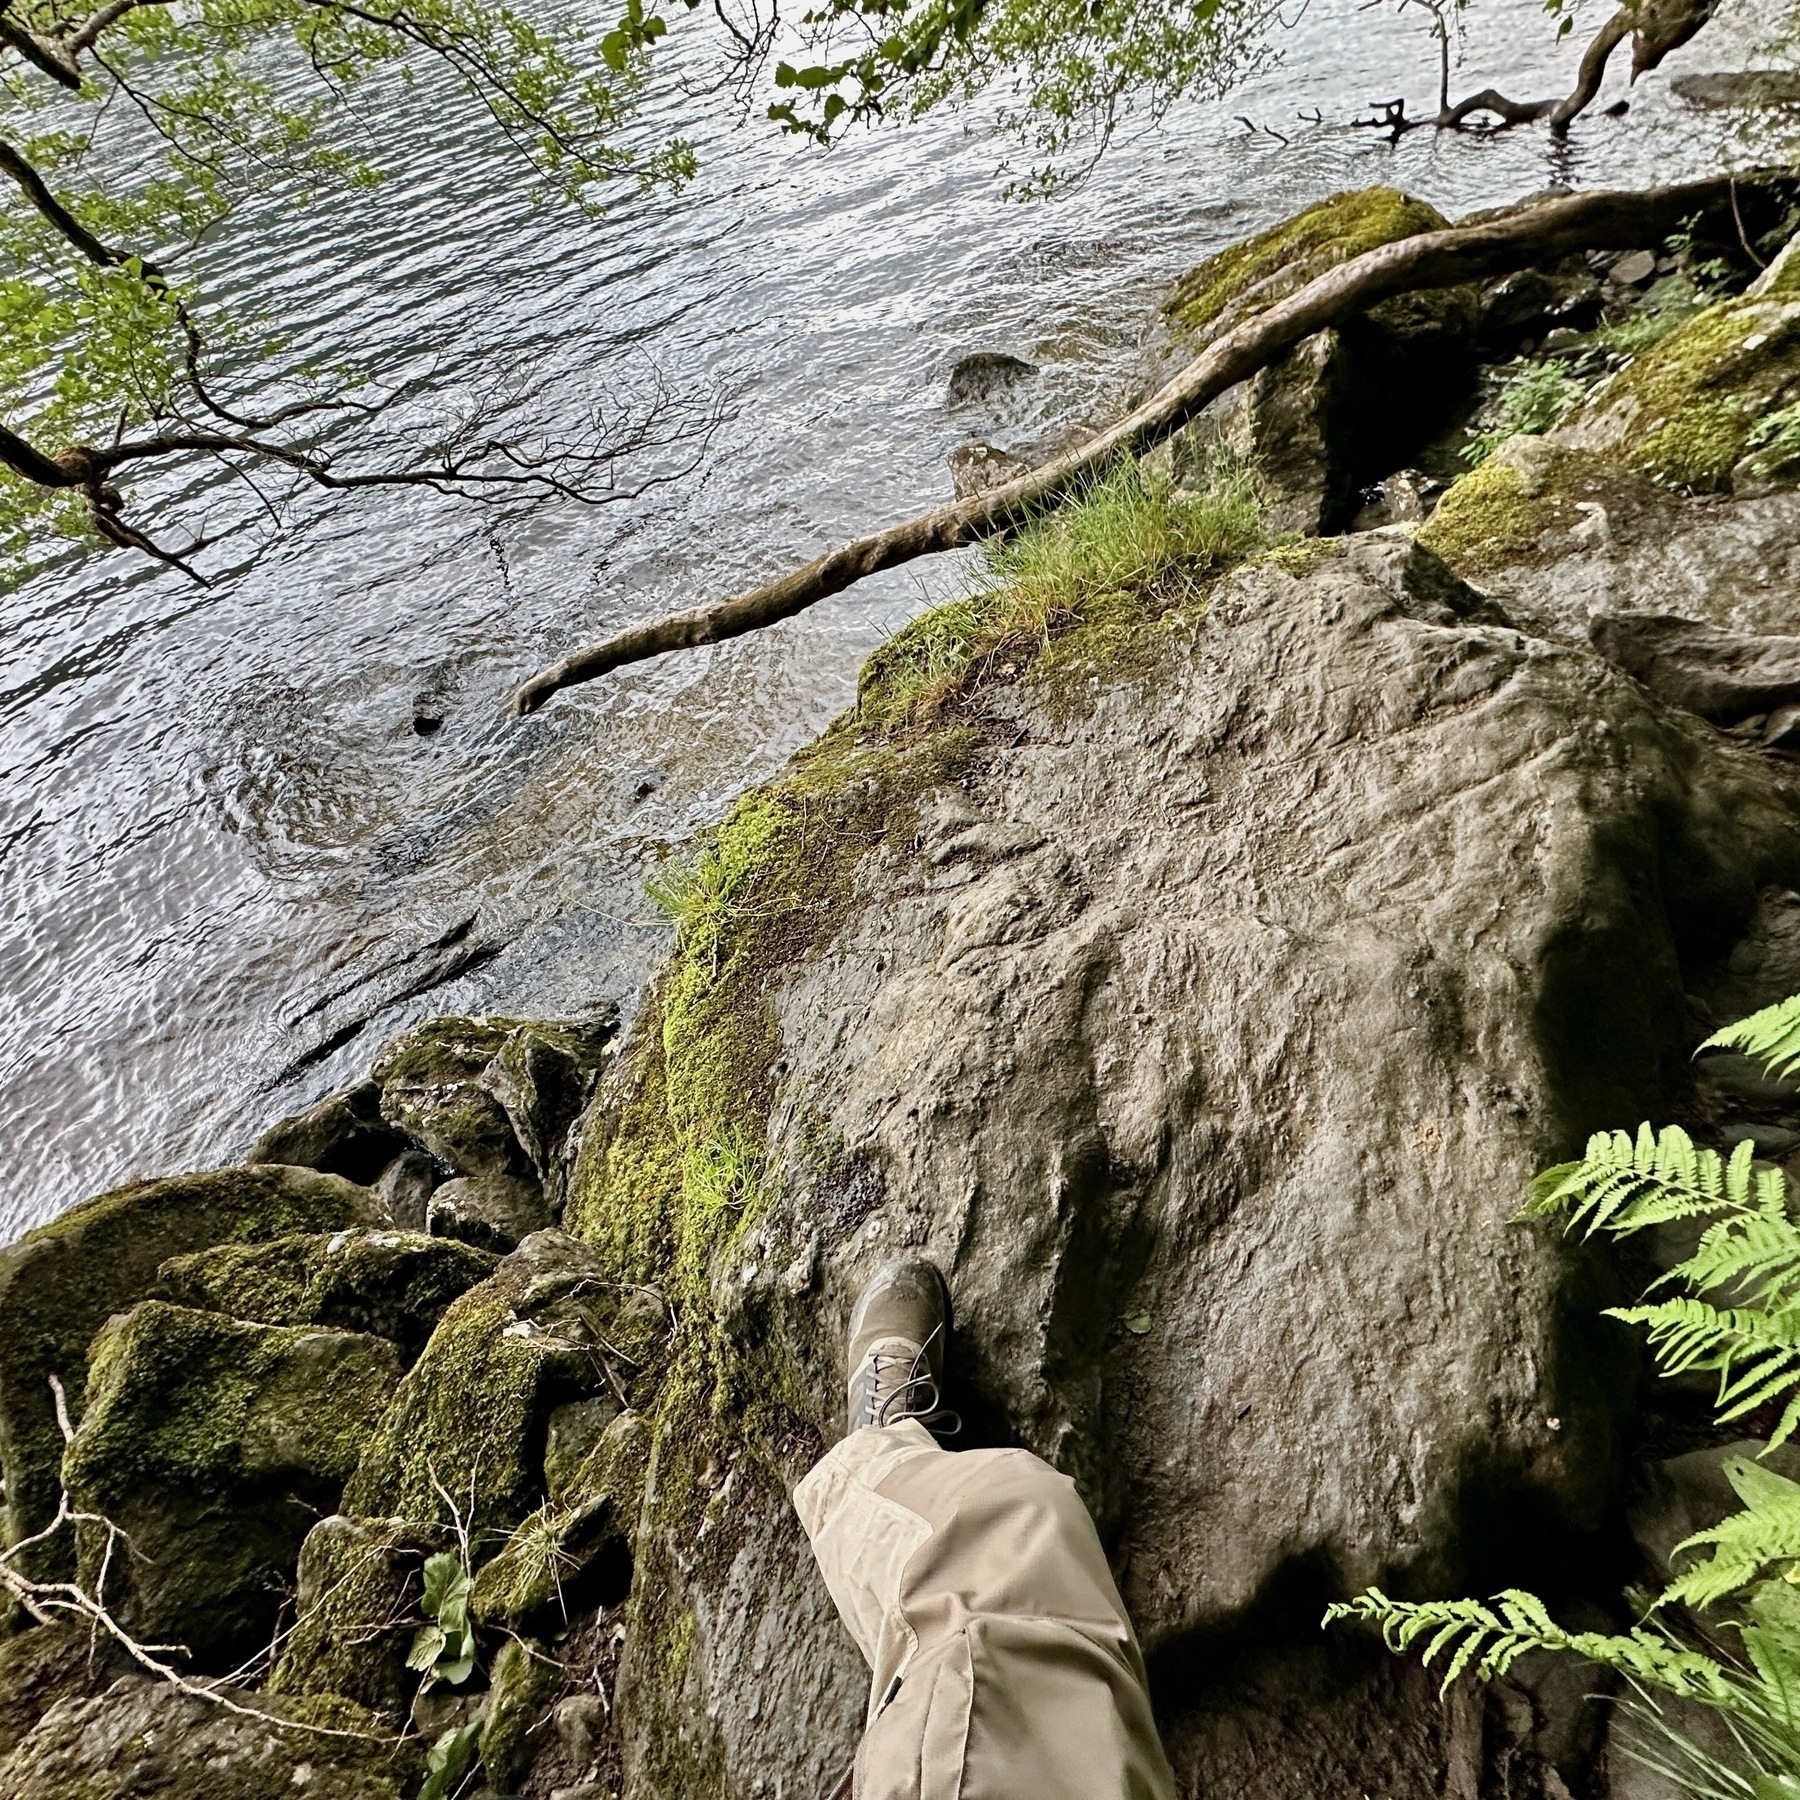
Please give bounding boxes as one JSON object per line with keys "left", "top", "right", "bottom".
{"left": 0, "top": 0, "right": 1788, "bottom": 1237}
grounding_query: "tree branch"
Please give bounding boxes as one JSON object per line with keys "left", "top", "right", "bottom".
{"left": 0, "top": 136, "right": 150, "bottom": 271}
{"left": 508, "top": 172, "right": 1755, "bottom": 716}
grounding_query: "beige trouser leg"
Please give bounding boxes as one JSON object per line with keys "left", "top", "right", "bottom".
{"left": 794, "top": 1421, "right": 1176, "bottom": 1800}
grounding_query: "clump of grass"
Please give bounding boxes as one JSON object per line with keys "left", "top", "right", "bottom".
{"left": 859, "top": 450, "right": 1264, "bottom": 732}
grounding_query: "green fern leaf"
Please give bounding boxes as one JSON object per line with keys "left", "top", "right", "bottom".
{"left": 1702, "top": 996, "right": 1800, "bottom": 1084}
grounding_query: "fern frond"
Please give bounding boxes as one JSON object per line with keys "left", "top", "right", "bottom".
{"left": 1665, "top": 1459, "right": 1800, "bottom": 1609}
{"left": 1673, "top": 1202, "right": 1800, "bottom": 1312}
{"left": 1703, "top": 997, "right": 1800, "bottom": 1085}
{"left": 1325, "top": 1589, "right": 1741, "bottom": 1706}
{"left": 1526, "top": 1126, "right": 1753, "bottom": 1239}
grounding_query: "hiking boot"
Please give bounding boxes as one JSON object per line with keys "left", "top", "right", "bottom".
{"left": 845, "top": 1258, "right": 955, "bottom": 1435}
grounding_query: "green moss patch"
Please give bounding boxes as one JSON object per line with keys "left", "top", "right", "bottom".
{"left": 63, "top": 1302, "right": 402, "bottom": 1664}
{"left": 1418, "top": 450, "right": 1583, "bottom": 575}
{"left": 269, "top": 1514, "right": 453, "bottom": 1715}
{"left": 0, "top": 1164, "right": 379, "bottom": 1578}
{"left": 1166, "top": 187, "right": 1449, "bottom": 337}
{"left": 1590, "top": 295, "right": 1800, "bottom": 490}
{"left": 158, "top": 1231, "right": 497, "bottom": 1360}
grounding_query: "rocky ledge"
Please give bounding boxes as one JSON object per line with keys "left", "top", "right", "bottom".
{"left": 10, "top": 182, "right": 1800, "bottom": 1800}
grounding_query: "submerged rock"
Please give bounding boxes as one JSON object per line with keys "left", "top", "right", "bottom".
{"left": 62, "top": 1301, "right": 402, "bottom": 1666}
{"left": 157, "top": 1229, "right": 497, "bottom": 1360}
{"left": 565, "top": 532, "right": 1800, "bottom": 1797}
{"left": 0, "top": 1164, "right": 381, "bottom": 1579}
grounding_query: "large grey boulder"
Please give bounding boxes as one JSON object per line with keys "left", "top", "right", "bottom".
{"left": 570, "top": 533, "right": 1800, "bottom": 1799}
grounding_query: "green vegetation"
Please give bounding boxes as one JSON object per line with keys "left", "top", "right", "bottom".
{"left": 1330, "top": 992, "right": 1800, "bottom": 1797}
{"left": 406, "top": 1550, "right": 477, "bottom": 1689}
{"left": 1165, "top": 188, "right": 1449, "bottom": 337}
{"left": 1463, "top": 360, "right": 1594, "bottom": 467}
{"left": 860, "top": 452, "right": 1265, "bottom": 731}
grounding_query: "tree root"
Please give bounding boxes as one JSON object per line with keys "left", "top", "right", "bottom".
{"left": 509, "top": 171, "right": 1757, "bottom": 716}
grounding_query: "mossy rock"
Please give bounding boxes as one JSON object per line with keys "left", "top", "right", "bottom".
{"left": 371, "top": 1015, "right": 615, "bottom": 1193}
{"left": 372, "top": 1016, "right": 527, "bottom": 1179}
{"left": 0, "top": 1164, "right": 381, "bottom": 1580}
{"left": 248, "top": 1080, "right": 408, "bottom": 1185}
{"left": 1165, "top": 187, "right": 1452, "bottom": 338}
{"left": 426, "top": 1173, "right": 553, "bottom": 1252}
{"left": 1162, "top": 188, "right": 1477, "bottom": 533}
{"left": 0, "top": 1679, "right": 421, "bottom": 1800}
{"left": 471, "top": 1410, "right": 650, "bottom": 1632}
{"left": 1417, "top": 436, "right": 1593, "bottom": 576}
{"left": 477, "top": 1635, "right": 563, "bottom": 1792}
{"left": 343, "top": 1232, "right": 648, "bottom": 1542}
{"left": 158, "top": 1229, "right": 497, "bottom": 1360}
{"left": 484, "top": 1017, "right": 619, "bottom": 1207}
{"left": 268, "top": 1513, "right": 453, "bottom": 1714}
{"left": 1560, "top": 289, "right": 1800, "bottom": 492}
{"left": 63, "top": 1301, "right": 403, "bottom": 1666}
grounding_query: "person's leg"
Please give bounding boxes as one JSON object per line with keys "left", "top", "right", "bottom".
{"left": 793, "top": 1261, "right": 1175, "bottom": 1800}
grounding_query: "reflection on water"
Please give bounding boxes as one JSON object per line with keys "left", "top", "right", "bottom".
{"left": 0, "top": 0, "right": 1787, "bottom": 1236}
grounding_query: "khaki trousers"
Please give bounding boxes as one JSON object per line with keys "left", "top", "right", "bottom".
{"left": 793, "top": 1421, "right": 1177, "bottom": 1800}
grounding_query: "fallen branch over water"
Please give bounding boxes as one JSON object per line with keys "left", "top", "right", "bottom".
{"left": 511, "top": 173, "right": 1753, "bottom": 716}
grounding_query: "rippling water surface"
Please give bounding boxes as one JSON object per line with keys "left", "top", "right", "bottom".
{"left": 0, "top": 0, "right": 1790, "bottom": 1236}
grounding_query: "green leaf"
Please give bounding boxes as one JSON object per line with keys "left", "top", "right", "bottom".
{"left": 418, "top": 1723, "right": 479, "bottom": 1800}
{"left": 1123, "top": 1313, "right": 1152, "bottom": 1335}
{"left": 420, "top": 1552, "right": 462, "bottom": 1619}
{"left": 406, "top": 1625, "right": 447, "bottom": 1673}
{"left": 1702, "top": 996, "right": 1800, "bottom": 1084}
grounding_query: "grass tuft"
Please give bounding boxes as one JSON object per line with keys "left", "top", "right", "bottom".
{"left": 859, "top": 451, "right": 1265, "bottom": 732}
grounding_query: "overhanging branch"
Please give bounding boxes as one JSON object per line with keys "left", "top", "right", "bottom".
{"left": 509, "top": 172, "right": 1756, "bottom": 716}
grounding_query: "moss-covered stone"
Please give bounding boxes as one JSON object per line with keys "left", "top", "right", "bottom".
{"left": 1162, "top": 189, "right": 1476, "bottom": 532}
{"left": 485, "top": 1018, "right": 618, "bottom": 1205}
{"left": 1564, "top": 291, "right": 1800, "bottom": 491}
{"left": 158, "top": 1230, "right": 497, "bottom": 1360}
{"left": 0, "top": 1164, "right": 381, "bottom": 1580}
{"left": 372, "top": 1017, "right": 526, "bottom": 1178}
{"left": 1166, "top": 187, "right": 1451, "bottom": 337}
{"left": 426, "top": 1172, "right": 553, "bottom": 1251}
{"left": 268, "top": 1514, "right": 452, "bottom": 1714}
{"left": 0, "top": 1625, "right": 124, "bottom": 1763}
{"left": 471, "top": 1410, "right": 649, "bottom": 1632}
{"left": 477, "top": 1635, "right": 562, "bottom": 1793}
{"left": 1417, "top": 437, "right": 1590, "bottom": 575}
{"left": 62, "top": 1301, "right": 402, "bottom": 1666}
{"left": 342, "top": 1232, "right": 636, "bottom": 1542}
{"left": 248, "top": 1081, "right": 407, "bottom": 1185}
